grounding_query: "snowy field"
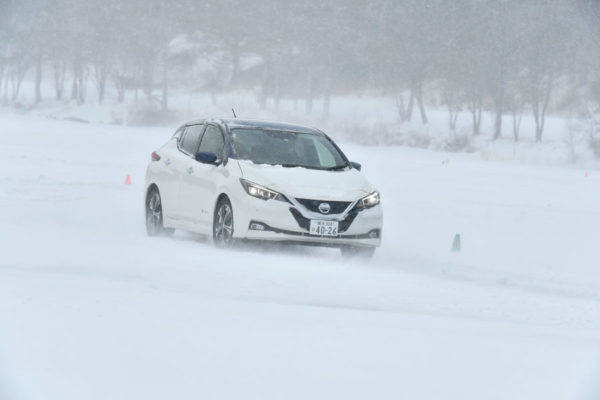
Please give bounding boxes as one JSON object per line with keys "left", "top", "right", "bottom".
{"left": 1, "top": 113, "right": 600, "bottom": 399}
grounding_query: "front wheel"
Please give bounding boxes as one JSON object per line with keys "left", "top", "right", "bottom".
{"left": 340, "top": 245, "right": 376, "bottom": 259}
{"left": 213, "top": 197, "right": 235, "bottom": 248}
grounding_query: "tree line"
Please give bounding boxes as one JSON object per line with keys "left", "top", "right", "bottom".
{"left": 1, "top": 0, "right": 599, "bottom": 141}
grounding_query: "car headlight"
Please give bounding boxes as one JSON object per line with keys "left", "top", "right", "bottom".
{"left": 240, "top": 179, "right": 289, "bottom": 202}
{"left": 359, "top": 191, "right": 380, "bottom": 209}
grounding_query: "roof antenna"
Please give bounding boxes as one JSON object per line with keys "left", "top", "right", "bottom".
{"left": 231, "top": 108, "right": 237, "bottom": 118}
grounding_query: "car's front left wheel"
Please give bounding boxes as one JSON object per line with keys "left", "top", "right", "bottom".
{"left": 213, "top": 197, "right": 234, "bottom": 248}
{"left": 146, "top": 187, "right": 174, "bottom": 236}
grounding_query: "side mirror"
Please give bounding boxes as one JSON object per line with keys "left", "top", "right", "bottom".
{"left": 195, "top": 151, "right": 219, "bottom": 165}
{"left": 349, "top": 161, "right": 362, "bottom": 171}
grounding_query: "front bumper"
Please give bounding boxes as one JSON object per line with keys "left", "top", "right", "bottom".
{"left": 232, "top": 193, "right": 383, "bottom": 247}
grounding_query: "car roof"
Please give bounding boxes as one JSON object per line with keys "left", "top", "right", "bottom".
{"left": 185, "top": 118, "right": 323, "bottom": 135}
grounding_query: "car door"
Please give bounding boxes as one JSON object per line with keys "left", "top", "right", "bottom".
{"left": 173, "top": 124, "right": 205, "bottom": 221}
{"left": 155, "top": 126, "right": 186, "bottom": 219}
{"left": 179, "top": 124, "right": 226, "bottom": 228}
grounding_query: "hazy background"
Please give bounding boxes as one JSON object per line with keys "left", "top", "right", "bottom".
{"left": 3, "top": 2, "right": 600, "bottom": 399}
{"left": 1, "top": 0, "right": 599, "bottom": 151}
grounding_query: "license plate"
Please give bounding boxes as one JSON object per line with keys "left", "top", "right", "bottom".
{"left": 309, "top": 220, "right": 339, "bottom": 237}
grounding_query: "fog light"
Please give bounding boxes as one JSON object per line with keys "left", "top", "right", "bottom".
{"left": 249, "top": 222, "right": 266, "bottom": 231}
{"left": 369, "top": 230, "right": 379, "bottom": 238}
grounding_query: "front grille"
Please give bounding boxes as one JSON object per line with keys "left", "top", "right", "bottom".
{"left": 295, "top": 198, "right": 351, "bottom": 214}
{"left": 289, "top": 208, "right": 310, "bottom": 230}
{"left": 289, "top": 207, "right": 358, "bottom": 234}
{"left": 339, "top": 210, "right": 358, "bottom": 232}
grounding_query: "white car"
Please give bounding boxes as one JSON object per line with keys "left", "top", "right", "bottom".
{"left": 145, "top": 119, "right": 382, "bottom": 257}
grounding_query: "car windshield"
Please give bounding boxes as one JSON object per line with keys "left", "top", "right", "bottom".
{"left": 230, "top": 128, "right": 348, "bottom": 170}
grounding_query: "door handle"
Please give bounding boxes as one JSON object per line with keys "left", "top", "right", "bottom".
{"left": 186, "top": 166, "right": 194, "bottom": 174}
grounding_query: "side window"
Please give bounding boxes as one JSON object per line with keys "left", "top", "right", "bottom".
{"left": 180, "top": 125, "right": 204, "bottom": 155}
{"left": 198, "top": 125, "right": 225, "bottom": 158}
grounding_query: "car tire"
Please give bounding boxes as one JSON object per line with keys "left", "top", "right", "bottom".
{"left": 213, "top": 197, "right": 235, "bottom": 248}
{"left": 340, "top": 245, "right": 376, "bottom": 259}
{"left": 146, "top": 187, "right": 174, "bottom": 236}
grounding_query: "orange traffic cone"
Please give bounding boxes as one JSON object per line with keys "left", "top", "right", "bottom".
{"left": 125, "top": 174, "right": 131, "bottom": 185}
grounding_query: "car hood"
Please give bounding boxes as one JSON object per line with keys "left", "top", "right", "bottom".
{"left": 237, "top": 160, "right": 374, "bottom": 200}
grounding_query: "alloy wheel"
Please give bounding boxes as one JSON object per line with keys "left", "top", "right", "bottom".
{"left": 214, "top": 201, "right": 234, "bottom": 247}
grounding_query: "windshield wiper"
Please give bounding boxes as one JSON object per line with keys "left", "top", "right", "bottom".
{"left": 324, "top": 164, "right": 348, "bottom": 171}
{"left": 278, "top": 163, "right": 346, "bottom": 170}
{"left": 280, "top": 164, "right": 319, "bottom": 170}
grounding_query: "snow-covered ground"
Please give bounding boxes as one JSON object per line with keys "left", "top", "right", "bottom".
{"left": 1, "top": 113, "right": 600, "bottom": 399}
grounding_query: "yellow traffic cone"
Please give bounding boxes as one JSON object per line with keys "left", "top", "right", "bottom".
{"left": 451, "top": 234, "right": 461, "bottom": 252}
